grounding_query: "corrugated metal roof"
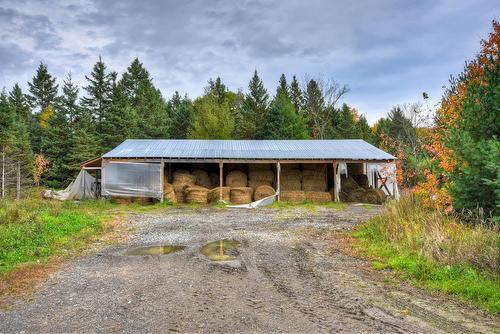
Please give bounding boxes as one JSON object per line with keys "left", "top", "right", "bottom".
{"left": 102, "top": 139, "right": 396, "bottom": 161}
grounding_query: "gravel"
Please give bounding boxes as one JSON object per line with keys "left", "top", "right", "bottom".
{"left": 0, "top": 205, "right": 498, "bottom": 333}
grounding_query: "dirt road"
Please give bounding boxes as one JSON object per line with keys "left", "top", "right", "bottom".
{"left": 0, "top": 205, "right": 498, "bottom": 333}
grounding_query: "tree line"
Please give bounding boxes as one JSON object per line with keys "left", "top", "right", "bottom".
{"left": 1, "top": 58, "right": 378, "bottom": 189}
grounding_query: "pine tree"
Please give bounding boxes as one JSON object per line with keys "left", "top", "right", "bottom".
{"left": 290, "top": 75, "right": 303, "bottom": 113}
{"left": 260, "top": 83, "right": 308, "bottom": 140}
{"left": 81, "top": 56, "right": 113, "bottom": 129}
{"left": 330, "top": 103, "right": 357, "bottom": 139}
{"left": 66, "top": 112, "right": 101, "bottom": 177}
{"left": 59, "top": 73, "right": 81, "bottom": 125}
{"left": 303, "top": 79, "right": 325, "bottom": 138}
{"left": 277, "top": 74, "right": 289, "bottom": 97}
{"left": 8, "top": 84, "right": 31, "bottom": 125}
{"left": 168, "top": 91, "right": 194, "bottom": 139}
{"left": 206, "top": 77, "right": 227, "bottom": 104}
{"left": 241, "top": 70, "right": 269, "bottom": 139}
{"left": 356, "top": 115, "right": 374, "bottom": 143}
{"left": 27, "top": 62, "right": 58, "bottom": 112}
{"left": 118, "top": 58, "right": 169, "bottom": 138}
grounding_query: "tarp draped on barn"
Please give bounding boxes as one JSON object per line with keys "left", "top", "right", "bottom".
{"left": 43, "top": 170, "right": 96, "bottom": 201}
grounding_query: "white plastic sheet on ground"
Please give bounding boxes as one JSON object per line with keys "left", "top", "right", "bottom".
{"left": 227, "top": 193, "right": 277, "bottom": 209}
{"left": 102, "top": 161, "right": 162, "bottom": 199}
{"left": 43, "top": 170, "right": 96, "bottom": 201}
{"left": 367, "top": 162, "right": 400, "bottom": 199}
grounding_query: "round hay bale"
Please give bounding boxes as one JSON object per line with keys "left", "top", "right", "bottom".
{"left": 192, "top": 169, "right": 211, "bottom": 188}
{"left": 352, "top": 174, "right": 369, "bottom": 186}
{"left": 248, "top": 170, "right": 274, "bottom": 182}
{"left": 230, "top": 187, "right": 253, "bottom": 204}
{"left": 226, "top": 170, "right": 247, "bottom": 187}
{"left": 305, "top": 191, "right": 332, "bottom": 203}
{"left": 280, "top": 190, "right": 306, "bottom": 204}
{"left": 226, "top": 163, "right": 246, "bottom": 172}
{"left": 248, "top": 180, "right": 273, "bottom": 189}
{"left": 341, "top": 176, "right": 358, "bottom": 193}
{"left": 209, "top": 172, "right": 220, "bottom": 188}
{"left": 164, "top": 191, "right": 177, "bottom": 203}
{"left": 302, "top": 164, "right": 327, "bottom": 172}
{"left": 248, "top": 163, "right": 271, "bottom": 171}
{"left": 339, "top": 191, "right": 351, "bottom": 202}
{"left": 185, "top": 186, "right": 209, "bottom": 204}
{"left": 364, "top": 189, "right": 380, "bottom": 204}
{"left": 173, "top": 170, "right": 196, "bottom": 185}
{"left": 163, "top": 182, "right": 174, "bottom": 195}
{"left": 208, "top": 187, "right": 231, "bottom": 203}
{"left": 254, "top": 185, "right": 275, "bottom": 200}
{"left": 349, "top": 187, "right": 366, "bottom": 202}
{"left": 373, "top": 188, "right": 387, "bottom": 203}
{"left": 173, "top": 183, "right": 191, "bottom": 203}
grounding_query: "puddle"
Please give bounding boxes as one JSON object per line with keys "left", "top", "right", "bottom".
{"left": 200, "top": 239, "right": 241, "bottom": 261}
{"left": 126, "top": 245, "right": 186, "bottom": 256}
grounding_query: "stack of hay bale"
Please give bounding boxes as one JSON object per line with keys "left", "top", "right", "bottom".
{"left": 192, "top": 169, "right": 212, "bottom": 188}
{"left": 254, "top": 185, "right": 275, "bottom": 201}
{"left": 301, "top": 164, "right": 331, "bottom": 203}
{"left": 207, "top": 187, "right": 231, "bottom": 203}
{"left": 184, "top": 185, "right": 209, "bottom": 204}
{"left": 280, "top": 164, "right": 303, "bottom": 202}
{"left": 338, "top": 174, "right": 386, "bottom": 204}
{"left": 248, "top": 164, "right": 274, "bottom": 188}
{"left": 163, "top": 182, "right": 177, "bottom": 203}
{"left": 226, "top": 170, "right": 253, "bottom": 204}
{"left": 172, "top": 170, "right": 196, "bottom": 203}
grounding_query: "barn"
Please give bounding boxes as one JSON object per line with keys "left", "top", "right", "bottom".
{"left": 80, "top": 139, "right": 398, "bottom": 205}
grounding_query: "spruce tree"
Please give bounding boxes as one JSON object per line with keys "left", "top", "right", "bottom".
{"left": 81, "top": 56, "right": 113, "bottom": 129}
{"left": 277, "top": 74, "right": 289, "bottom": 97}
{"left": 303, "top": 79, "right": 325, "bottom": 138}
{"left": 59, "top": 73, "right": 81, "bottom": 125}
{"left": 356, "top": 115, "right": 374, "bottom": 143}
{"left": 168, "top": 91, "right": 194, "bottom": 139}
{"left": 241, "top": 70, "right": 269, "bottom": 139}
{"left": 330, "top": 103, "right": 357, "bottom": 138}
{"left": 290, "top": 75, "right": 303, "bottom": 113}
{"left": 27, "top": 62, "right": 58, "bottom": 112}
{"left": 8, "top": 84, "right": 31, "bottom": 125}
{"left": 190, "top": 88, "right": 235, "bottom": 139}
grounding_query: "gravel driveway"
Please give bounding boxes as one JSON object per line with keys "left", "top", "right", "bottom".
{"left": 0, "top": 205, "right": 498, "bottom": 333}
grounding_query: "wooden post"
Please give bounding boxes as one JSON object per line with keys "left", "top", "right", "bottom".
{"left": 333, "top": 161, "right": 339, "bottom": 202}
{"left": 276, "top": 161, "right": 281, "bottom": 201}
{"left": 219, "top": 160, "right": 223, "bottom": 201}
{"left": 160, "top": 160, "right": 165, "bottom": 202}
{"left": 16, "top": 160, "right": 20, "bottom": 200}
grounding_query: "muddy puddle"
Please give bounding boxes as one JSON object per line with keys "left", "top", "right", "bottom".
{"left": 200, "top": 239, "right": 240, "bottom": 261}
{"left": 126, "top": 245, "right": 186, "bottom": 256}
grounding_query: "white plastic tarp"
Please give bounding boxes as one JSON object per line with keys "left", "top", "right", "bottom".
{"left": 227, "top": 194, "right": 277, "bottom": 209}
{"left": 43, "top": 170, "right": 96, "bottom": 201}
{"left": 367, "top": 162, "right": 400, "bottom": 199}
{"left": 102, "top": 161, "right": 162, "bottom": 199}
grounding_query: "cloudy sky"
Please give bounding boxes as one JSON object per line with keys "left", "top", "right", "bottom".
{"left": 0, "top": 0, "right": 498, "bottom": 123}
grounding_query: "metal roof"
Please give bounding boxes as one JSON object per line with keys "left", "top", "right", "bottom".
{"left": 102, "top": 139, "right": 396, "bottom": 161}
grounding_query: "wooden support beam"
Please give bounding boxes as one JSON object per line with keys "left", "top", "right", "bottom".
{"left": 276, "top": 161, "right": 281, "bottom": 201}
{"left": 333, "top": 161, "right": 339, "bottom": 202}
{"left": 219, "top": 160, "right": 224, "bottom": 201}
{"left": 160, "top": 160, "right": 165, "bottom": 202}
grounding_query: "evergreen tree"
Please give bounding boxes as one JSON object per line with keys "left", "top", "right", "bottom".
{"left": 206, "top": 77, "right": 227, "bottom": 104}
{"left": 303, "top": 79, "right": 325, "bottom": 138}
{"left": 8, "top": 84, "right": 31, "bottom": 125}
{"left": 66, "top": 112, "right": 101, "bottom": 177}
{"left": 260, "top": 83, "right": 308, "bottom": 140}
{"left": 81, "top": 56, "right": 114, "bottom": 129}
{"left": 356, "top": 115, "right": 374, "bottom": 143}
{"left": 168, "top": 91, "right": 194, "bottom": 139}
{"left": 59, "top": 73, "right": 81, "bottom": 125}
{"left": 290, "top": 75, "right": 303, "bottom": 113}
{"left": 118, "top": 58, "right": 169, "bottom": 138}
{"left": 277, "top": 74, "right": 289, "bottom": 97}
{"left": 190, "top": 92, "right": 235, "bottom": 139}
{"left": 241, "top": 70, "right": 269, "bottom": 139}
{"left": 330, "top": 103, "right": 357, "bottom": 138}
{"left": 27, "top": 62, "right": 58, "bottom": 112}
{"left": 387, "top": 106, "right": 416, "bottom": 145}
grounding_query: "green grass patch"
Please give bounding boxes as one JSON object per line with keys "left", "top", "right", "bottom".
{"left": 352, "top": 208, "right": 500, "bottom": 314}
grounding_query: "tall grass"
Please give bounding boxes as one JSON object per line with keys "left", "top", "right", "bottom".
{"left": 353, "top": 194, "right": 500, "bottom": 313}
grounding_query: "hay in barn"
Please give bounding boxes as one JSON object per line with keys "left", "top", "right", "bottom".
{"left": 230, "top": 187, "right": 253, "bottom": 204}
{"left": 226, "top": 163, "right": 246, "bottom": 172}
{"left": 302, "top": 171, "right": 327, "bottom": 191}
{"left": 248, "top": 169, "right": 274, "bottom": 183}
{"left": 373, "top": 188, "right": 386, "bottom": 203}
{"left": 364, "top": 189, "right": 381, "bottom": 205}
{"left": 352, "top": 174, "right": 369, "bottom": 186}
{"left": 349, "top": 187, "right": 366, "bottom": 202}
{"left": 281, "top": 163, "right": 300, "bottom": 170}
{"left": 113, "top": 197, "right": 132, "bottom": 204}
{"left": 248, "top": 163, "right": 271, "bottom": 171}
{"left": 340, "top": 176, "right": 358, "bottom": 193}
{"left": 339, "top": 191, "right": 351, "bottom": 202}
{"left": 254, "top": 185, "right": 275, "bottom": 201}
{"left": 163, "top": 182, "right": 177, "bottom": 203}
{"left": 302, "top": 163, "right": 327, "bottom": 172}
{"left": 209, "top": 172, "right": 220, "bottom": 188}
{"left": 173, "top": 170, "right": 196, "bottom": 185}
{"left": 281, "top": 169, "right": 302, "bottom": 191}
{"left": 208, "top": 187, "right": 231, "bottom": 203}
{"left": 280, "top": 190, "right": 306, "bottom": 204}
{"left": 226, "top": 170, "right": 247, "bottom": 187}
{"left": 305, "top": 191, "right": 332, "bottom": 203}
{"left": 173, "top": 183, "right": 191, "bottom": 203}
{"left": 248, "top": 180, "right": 273, "bottom": 189}
{"left": 192, "top": 169, "right": 212, "bottom": 188}
{"left": 185, "top": 186, "right": 209, "bottom": 204}
{"left": 114, "top": 196, "right": 152, "bottom": 205}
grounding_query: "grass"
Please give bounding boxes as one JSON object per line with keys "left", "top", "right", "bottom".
{"left": 351, "top": 194, "right": 500, "bottom": 313}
